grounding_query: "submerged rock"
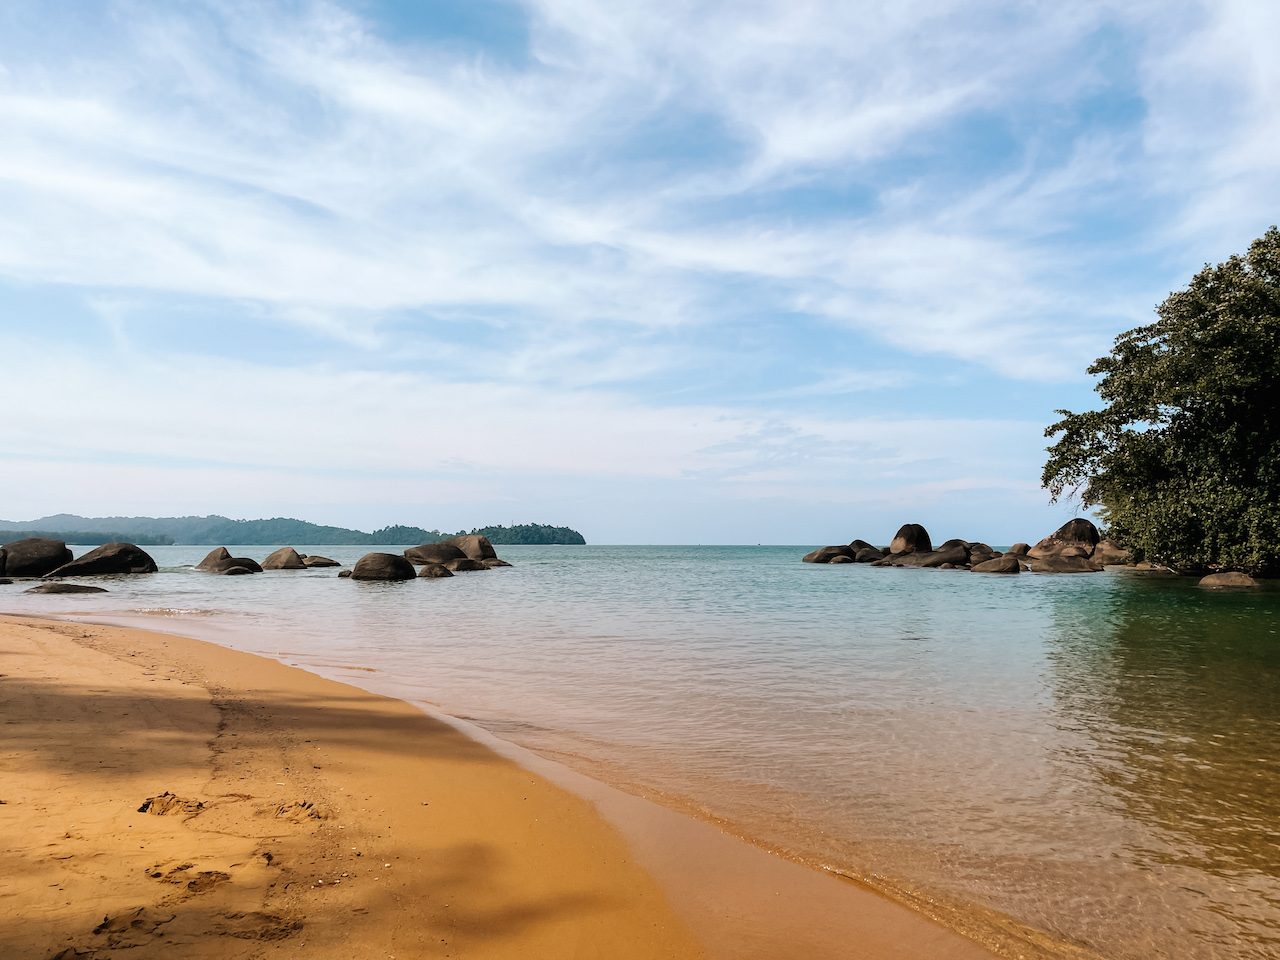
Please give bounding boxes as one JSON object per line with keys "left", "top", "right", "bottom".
{"left": 47, "top": 543, "right": 156, "bottom": 577}
{"left": 444, "top": 557, "right": 488, "bottom": 572}
{"left": 351, "top": 553, "right": 416, "bottom": 581}
{"left": 1, "top": 538, "right": 73, "bottom": 578}
{"left": 25, "top": 582, "right": 109, "bottom": 594}
{"left": 972, "top": 555, "right": 1020, "bottom": 574}
{"left": 1199, "top": 571, "right": 1260, "bottom": 588}
{"left": 482, "top": 558, "right": 513, "bottom": 568}
{"left": 302, "top": 555, "right": 340, "bottom": 567}
{"left": 417, "top": 562, "right": 454, "bottom": 579}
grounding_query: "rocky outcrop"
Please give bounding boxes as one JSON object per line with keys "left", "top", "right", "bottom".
{"left": 1092, "top": 539, "right": 1130, "bottom": 566}
{"left": 25, "top": 582, "right": 109, "bottom": 594}
{"left": 0, "top": 538, "right": 73, "bottom": 577}
{"left": 47, "top": 543, "right": 157, "bottom": 577}
{"left": 197, "top": 548, "right": 263, "bottom": 575}
{"left": 1007, "top": 543, "right": 1030, "bottom": 556}
{"left": 417, "top": 562, "right": 454, "bottom": 579}
{"left": 854, "top": 547, "right": 885, "bottom": 562}
{"left": 350, "top": 553, "right": 416, "bottom": 581}
{"left": 405, "top": 542, "right": 467, "bottom": 564}
{"left": 302, "top": 555, "right": 340, "bottom": 567}
{"left": 262, "top": 547, "right": 306, "bottom": 570}
{"left": 972, "top": 555, "right": 1020, "bottom": 574}
{"left": 889, "top": 524, "right": 931, "bottom": 555}
{"left": 1028, "top": 519, "right": 1101, "bottom": 560}
{"left": 1199, "top": 571, "right": 1259, "bottom": 588}
{"left": 803, "top": 545, "right": 855, "bottom": 563}
{"left": 445, "top": 535, "right": 498, "bottom": 562}
{"left": 1022, "top": 555, "right": 1097, "bottom": 574}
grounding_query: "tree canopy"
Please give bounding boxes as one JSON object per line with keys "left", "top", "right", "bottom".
{"left": 1043, "top": 227, "right": 1280, "bottom": 573}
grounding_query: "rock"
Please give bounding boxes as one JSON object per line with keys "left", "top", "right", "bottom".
{"left": 849, "top": 539, "right": 877, "bottom": 552}
{"left": 1199, "top": 571, "right": 1259, "bottom": 588}
{"left": 922, "top": 544, "right": 970, "bottom": 567}
{"left": 302, "top": 555, "right": 340, "bottom": 567}
{"left": 444, "top": 557, "right": 488, "bottom": 572}
{"left": 0, "top": 538, "right": 73, "bottom": 577}
{"left": 1007, "top": 543, "right": 1030, "bottom": 556}
{"left": 1022, "top": 555, "right": 1099, "bottom": 574}
{"left": 803, "top": 545, "right": 855, "bottom": 563}
{"left": 0, "top": 578, "right": 11, "bottom": 585}
{"left": 1028, "top": 519, "right": 1100, "bottom": 560}
{"left": 25, "top": 582, "right": 109, "bottom": 594}
{"left": 1092, "top": 539, "right": 1130, "bottom": 565}
{"left": 47, "top": 543, "right": 157, "bottom": 577}
{"left": 936, "top": 538, "right": 970, "bottom": 551}
{"left": 220, "top": 565, "right": 257, "bottom": 576}
{"left": 829, "top": 555, "right": 855, "bottom": 564}
{"left": 969, "top": 542, "right": 994, "bottom": 555}
{"left": 351, "top": 553, "right": 416, "bottom": 581}
{"left": 196, "top": 547, "right": 231, "bottom": 570}
{"left": 338, "top": 569, "right": 352, "bottom": 578}
{"left": 889, "top": 523, "right": 931, "bottom": 555}
{"left": 940, "top": 562, "right": 956, "bottom": 569}
{"left": 854, "top": 547, "right": 885, "bottom": 563}
{"left": 417, "top": 562, "right": 455, "bottom": 579}
{"left": 444, "top": 535, "right": 498, "bottom": 562}
{"left": 483, "top": 558, "right": 513, "bottom": 568}
{"left": 972, "top": 555, "right": 1020, "bottom": 574}
{"left": 405, "top": 542, "right": 467, "bottom": 564}
{"left": 261, "top": 547, "right": 306, "bottom": 570}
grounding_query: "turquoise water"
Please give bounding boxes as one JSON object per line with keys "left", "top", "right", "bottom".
{"left": 6, "top": 544, "right": 1280, "bottom": 959}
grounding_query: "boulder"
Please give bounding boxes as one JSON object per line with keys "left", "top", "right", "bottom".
{"left": 854, "top": 547, "right": 885, "bottom": 563}
{"left": 1198, "top": 571, "right": 1259, "bottom": 589}
{"left": 302, "top": 555, "right": 340, "bottom": 568}
{"left": 338, "top": 569, "right": 352, "bottom": 578}
{"left": 936, "top": 538, "right": 970, "bottom": 551}
{"left": 417, "top": 562, "right": 455, "bottom": 579}
{"left": 922, "top": 544, "right": 970, "bottom": 567}
{"left": 803, "top": 545, "right": 855, "bottom": 563}
{"left": 195, "top": 548, "right": 263, "bottom": 574}
{"left": 47, "top": 543, "right": 157, "bottom": 577}
{"left": 972, "top": 555, "right": 1020, "bottom": 574}
{"left": 888, "top": 524, "right": 931, "bottom": 555}
{"left": 1092, "top": 539, "right": 1130, "bottom": 565}
{"left": 405, "top": 542, "right": 467, "bottom": 564}
{"left": 1, "top": 538, "right": 73, "bottom": 577}
{"left": 219, "top": 565, "right": 257, "bottom": 576}
{"left": 25, "top": 582, "right": 109, "bottom": 594}
{"left": 444, "top": 557, "right": 488, "bottom": 572}
{"left": 1028, "top": 519, "right": 1100, "bottom": 560}
{"left": 829, "top": 555, "right": 855, "bottom": 564}
{"left": 1007, "top": 543, "right": 1030, "bottom": 556}
{"left": 0, "top": 578, "right": 11, "bottom": 585}
{"left": 196, "top": 547, "right": 232, "bottom": 570}
{"left": 969, "top": 542, "right": 995, "bottom": 556}
{"left": 351, "top": 553, "right": 416, "bottom": 581}
{"left": 444, "top": 535, "right": 498, "bottom": 562}
{"left": 262, "top": 547, "right": 306, "bottom": 570}
{"left": 849, "top": 539, "right": 877, "bottom": 553}
{"left": 483, "top": 558, "right": 513, "bottom": 568}
{"left": 1022, "top": 555, "right": 1099, "bottom": 574}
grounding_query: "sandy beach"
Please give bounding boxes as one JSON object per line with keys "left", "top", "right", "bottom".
{"left": 0, "top": 614, "right": 1000, "bottom": 960}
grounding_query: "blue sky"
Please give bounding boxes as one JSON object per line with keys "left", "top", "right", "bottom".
{"left": 1, "top": 0, "right": 1277, "bottom": 543}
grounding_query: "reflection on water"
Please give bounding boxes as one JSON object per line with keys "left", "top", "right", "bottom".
{"left": 4, "top": 544, "right": 1280, "bottom": 959}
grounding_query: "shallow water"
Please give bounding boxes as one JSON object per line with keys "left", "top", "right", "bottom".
{"left": 6, "top": 544, "right": 1280, "bottom": 959}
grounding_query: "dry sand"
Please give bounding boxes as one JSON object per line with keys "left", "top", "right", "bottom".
{"left": 0, "top": 615, "right": 1000, "bottom": 960}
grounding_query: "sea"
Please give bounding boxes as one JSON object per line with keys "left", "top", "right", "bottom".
{"left": 6, "top": 543, "right": 1280, "bottom": 960}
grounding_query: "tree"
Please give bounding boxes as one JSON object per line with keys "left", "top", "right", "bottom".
{"left": 1043, "top": 227, "right": 1280, "bottom": 573}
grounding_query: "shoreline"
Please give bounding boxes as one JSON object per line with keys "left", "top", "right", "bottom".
{"left": 2, "top": 614, "right": 1005, "bottom": 959}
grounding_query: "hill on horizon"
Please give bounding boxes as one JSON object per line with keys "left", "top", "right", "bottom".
{"left": 0, "top": 514, "right": 586, "bottom": 546}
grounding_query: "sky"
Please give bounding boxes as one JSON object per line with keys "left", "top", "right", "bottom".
{"left": 0, "top": 0, "right": 1277, "bottom": 543}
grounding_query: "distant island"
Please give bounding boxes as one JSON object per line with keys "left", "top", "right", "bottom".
{"left": 0, "top": 515, "right": 586, "bottom": 546}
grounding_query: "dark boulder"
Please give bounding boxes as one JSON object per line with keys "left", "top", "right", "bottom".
{"left": 889, "top": 524, "right": 931, "bottom": 555}
{"left": 405, "top": 542, "right": 467, "bottom": 564}
{"left": 25, "top": 582, "right": 109, "bottom": 594}
{"left": 849, "top": 539, "right": 877, "bottom": 552}
{"left": 829, "top": 555, "right": 855, "bottom": 564}
{"left": 444, "top": 557, "right": 488, "bottom": 572}
{"left": 923, "top": 544, "right": 970, "bottom": 567}
{"left": 445, "top": 535, "right": 498, "bottom": 562}
{"left": 1028, "top": 519, "right": 1101, "bottom": 560}
{"left": 47, "top": 543, "right": 156, "bottom": 577}
{"left": 972, "top": 555, "right": 1020, "bottom": 574}
{"left": 196, "top": 548, "right": 262, "bottom": 574}
{"left": 1, "top": 538, "right": 73, "bottom": 578}
{"left": 969, "top": 542, "right": 995, "bottom": 556}
{"left": 262, "top": 547, "right": 306, "bottom": 570}
{"left": 0, "top": 578, "right": 11, "bottom": 585}
{"left": 219, "top": 565, "right": 257, "bottom": 576}
{"left": 302, "top": 555, "right": 340, "bottom": 568}
{"left": 1023, "top": 555, "right": 1099, "bottom": 574}
{"left": 803, "top": 545, "right": 855, "bottom": 563}
{"left": 854, "top": 547, "right": 885, "bottom": 563}
{"left": 1007, "top": 543, "right": 1030, "bottom": 556}
{"left": 351, "top": 553, "right": 416, "bottom": 581}
{"left": 338, "top": 569, "right": 352, "bottom": 578}
{"left": 417, "top": 562, "right": 455, "bottom": 579}
{"left": 196, "top": 547, "right": 231, "bottom": 570}
{"left": 936, "top": 538, "right": 970, "bottom": 551}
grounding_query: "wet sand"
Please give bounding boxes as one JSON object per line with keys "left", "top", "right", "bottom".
{"left": 0, "top": 615, "right": 999, "bottom": 959}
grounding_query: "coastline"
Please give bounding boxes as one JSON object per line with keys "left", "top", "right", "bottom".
{"left": 1, "top": 614, "right": 1000, "bottom": 960}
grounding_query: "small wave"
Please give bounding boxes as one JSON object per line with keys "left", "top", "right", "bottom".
{"left": 129, "top": 607, "right": 221, "bottom": 617}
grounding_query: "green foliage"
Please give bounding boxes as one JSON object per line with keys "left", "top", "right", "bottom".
{"left": 1044, "top": 227, "right": 1280, "bottom": 572}
{"left": 466, "top": 524, "right": 587, "bottom": 545}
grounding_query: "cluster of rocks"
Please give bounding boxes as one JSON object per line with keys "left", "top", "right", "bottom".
{"left": 345, "top": 535, "right": 513, "bottom": 581}
{"left": 195, "top": 546, "right": 340, "bottom": 575}
{"left": 0, "top": 538, "right": 158, "bottom": 585}
{"left": 803, "top": 519, "right": 1131, "bottom": 575}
